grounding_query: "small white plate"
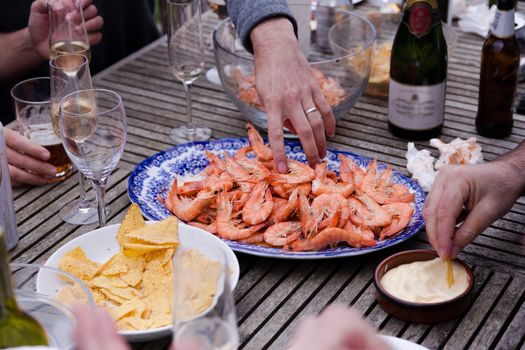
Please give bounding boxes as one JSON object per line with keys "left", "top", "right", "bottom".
{"left": 41, "top": 222, "right": 240, "bottom": 342}
{"left": 380, "top": 335, "right": 430, "bottom": 350}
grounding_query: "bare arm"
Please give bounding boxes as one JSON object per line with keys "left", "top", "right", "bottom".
{"left": 0, "top": 28, "right": 43, "bottom": 81}
{"left": 0, "top": 0, "right": 103, "bottom": 81}
{"left": 425, "top": 141, "right": 525, "bottom": 258}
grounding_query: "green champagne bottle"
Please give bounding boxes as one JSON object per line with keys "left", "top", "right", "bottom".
{"left": 0, "top": 228, "right": 48, "bottom": 348}
{"left": 388, "top": 0, "right": 448, "bottom": 140}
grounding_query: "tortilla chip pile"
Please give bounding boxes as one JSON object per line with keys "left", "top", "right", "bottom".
{"left": 58, "top": 204, "right": 178, "bottom": 331}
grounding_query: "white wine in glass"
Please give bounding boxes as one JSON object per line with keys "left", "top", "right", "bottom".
{"left": 49, "top": 40, "right": 91, "bottom": 61}
{"left": 59, "top": 89, "right": 126, "bottom": 228}
{"left": 168, "top": 0, "right": 212, "bottom": 144}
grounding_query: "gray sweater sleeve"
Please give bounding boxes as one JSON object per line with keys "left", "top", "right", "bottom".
{"left": 226, "top": 0, "right": 298, "bottom": 54}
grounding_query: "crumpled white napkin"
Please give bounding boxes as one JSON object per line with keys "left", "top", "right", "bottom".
{"left": 457, "top": 4, "right": 497, "bottom": 38}
{"left": 405, "top": 138, "right": 484, "bottom": 192}
{"left": 406, "top": 143, "right": 436, "bottom": 192}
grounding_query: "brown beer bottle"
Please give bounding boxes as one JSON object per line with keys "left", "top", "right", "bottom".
{"left": 476, "top": 0, "right": 519, "bottom": 138}
{"left": 388, "top": 0, "right": 448, "bottom": 140}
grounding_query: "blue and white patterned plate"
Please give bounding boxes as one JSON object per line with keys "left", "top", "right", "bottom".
{"left": 128, "top": 138, "right": 426, "bottom": 259}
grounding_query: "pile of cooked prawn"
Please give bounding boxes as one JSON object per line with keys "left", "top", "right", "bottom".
{"left": 159, "top": 123, "right": 415, "bottom": 252}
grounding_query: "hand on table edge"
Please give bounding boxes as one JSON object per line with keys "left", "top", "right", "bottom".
{"left": 250, "top": 17, "right": 336, "bottom": 173}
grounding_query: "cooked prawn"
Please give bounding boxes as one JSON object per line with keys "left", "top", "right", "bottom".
{"left": 310, "top": 194, "right": 350, "bottom": 234}
{"left": 286, "top": 227, "right": 376, "bottom": 251}
{"left": 268, "top": 188, "right": 299, "bottom": 224}
{"left": 216, "top": 192, "right": 264, "bottom": 240}
{"left": 362, "top": 162, "right": 415, "bottom": 204}
{"left": 177, "top": 180, "right": 204, "bottom": 197}
{"left": 246, "top": 122, "right": 273, "bottom": 161}
{"left": 242, "top": 182, "right": 273, "bottom": 225}
{"left": 204, "top": 172, "right": 234, "bottom": 193}
{"left": 189, "top": 221, "right": 217, "bottom": 234}
{"left": 380, "top": 203, "right": 414, "bottom": 240}
{"left": 269, "top": 160, "right": 316, "bottom": 185}
{"left": 204, "top": 151, "right": 226, "bottom": 172}
{"left": 235, "top": 146, "right": 272, "bottom": 181}
{"left": 163, "top": 179, "right": 214, "bottom": 222}
{"left": 263, "top": 221, "right": 302, "bottom": 246}
{"left": 347, "top": 194, "right": 391, "bottom": 227}
{"left": 238, "top": 233, "right": 265, "bottom": 244}
{"left": 312, "top": 163, "right": 354, "bottom": 197}
{"left": 339, "top": 154, "right": 365, "bottom": 191}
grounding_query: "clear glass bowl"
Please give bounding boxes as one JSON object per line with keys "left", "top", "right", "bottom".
{"left": 10, "top": 263, "right": 94, "bottom": 349}
{"left": 359, "top": 11, "right": 458, "bottom": 97}
{"left": 213, "top": 10, "right": 376, "bottom": 137}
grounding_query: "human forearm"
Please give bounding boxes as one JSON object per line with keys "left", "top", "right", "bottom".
{"left": 0, "top": 28, "right": 45, "bottom": 81}
{"left": 494, "top": 140, "right": 525, "bottom": 196}
{"left": 226, "top": 0, "right": 297, "bottom": 53}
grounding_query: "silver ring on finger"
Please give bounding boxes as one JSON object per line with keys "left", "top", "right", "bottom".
{"left": 305, "top": 106, "right": 319, "bottom": 116}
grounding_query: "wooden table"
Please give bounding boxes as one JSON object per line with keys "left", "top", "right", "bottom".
{"left": 9, "top": 9, "right": 525, "bottom": 350}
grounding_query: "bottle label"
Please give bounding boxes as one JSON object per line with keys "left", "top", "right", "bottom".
{"left": 388, "top": 79, "right": 445, "bottom": 130}
{"left": 490, "top": 9, "right": 515, "bottom": 38}
{"left": 402, "top": 0, "right": 442, "bottom": 37}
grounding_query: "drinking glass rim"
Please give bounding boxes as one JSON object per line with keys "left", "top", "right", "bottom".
{"left": 10, "top": 76, "right": 51, "bottom": 105}
{"left": 167, "top": 0, "right": 198, "bottom": 5}
{"left": 60, "top": 88, "right": 123, "bottom": 116}
{"left": 49, "top": 53, "right": 89, "bottom": 70}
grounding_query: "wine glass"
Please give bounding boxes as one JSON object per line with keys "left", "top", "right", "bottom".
{"left": 48, "top": 0, "right": 91, "bottom": 60}
{"left": 50, "top": 54, "right": 107, "bottom": 225}
{"left": 59, "top": 89, "right": 126, "bottom": 228}
{"left": 173, "top": 243, "right": 239, "bottom": 350}
{"left": 167, "top": 0, "right": 212, "bottom": 144}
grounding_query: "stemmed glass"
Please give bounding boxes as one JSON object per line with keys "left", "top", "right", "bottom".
{"left": 48, "top": 0, "right": 91, "bottom": 60}
{"left": 50, "top": 54, "right": 105, "bottom": 225}
{"left": 173, "top": 243, "right": 239, "bottom": 350}
{"left": 58, "top": 89, "right": 126, "bottom": 227}
{"left": 167, "top": 0, "right": 212, "bottom": 144}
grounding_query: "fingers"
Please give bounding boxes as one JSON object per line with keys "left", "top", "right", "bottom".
{"left": 423, "top": 176, "right": 445, "bottom": 255}
{"left": 82, "top": 3, "right": 97, "bottom": 19}
{"left": 311, "top": 84, "right": 336, "bottom": 137}
{"left": 266, "top": 105, "right": 288, "bottom": 173}
{"left": 4, "top": 128, "right": 49, "bottom": 160}
{"left": 8, "top": 165, "right": 49, "bottom": 186}
{"left": 288, "top": 104, "right": 320, "bottom": 167}
{"left": 303, "top": 98, "right": 327, "bottom": 159}
{"left": 450, "top": 200, "right": 494, "bottom": 258}
{"left": 88, "top": 32, "right": 103, "bottom": 46}
{"left": 30, "top": 0, "right": 48, "bottom": 15}
{"left": 435, "top": 188, "right": 466, "bottom": 259}
{"left": 73, "top": 305, "right": 129, "bottom": 350}
{"left": 6, "top": 148, "right": 57, "bottom": 177}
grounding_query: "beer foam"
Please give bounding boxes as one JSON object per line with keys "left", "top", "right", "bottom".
{"left": 29, "top": 125, "right": 61, "bottom": 146}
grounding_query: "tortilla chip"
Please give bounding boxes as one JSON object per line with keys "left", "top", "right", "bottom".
{"left": 117, "top": 204, "right": 145, "bottom": 246}
{"left": 125, "top": 316, "right": 154, "bottom": 330}
{"left": 126, "top": 217, "right": 179, "bottom": 246}
{"left": 90, "top": 275, "right": 128, "bottom": 289}
{"left": 151, "top": 312, "right": 172, "bottom": 328}
{"left": 58, "top": 247, "right": 100, "bottom": 280}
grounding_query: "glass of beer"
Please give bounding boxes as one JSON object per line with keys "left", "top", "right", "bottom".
{"left": 48, "top": 0, "right": 91, "bottom": 60}
{"left": 11, "top": 77, "right": 73, "bottom": 182}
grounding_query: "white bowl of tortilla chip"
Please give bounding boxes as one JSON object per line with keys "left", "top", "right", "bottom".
{"left": 40, "top": 221, "right": 240, "bottom": 342}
